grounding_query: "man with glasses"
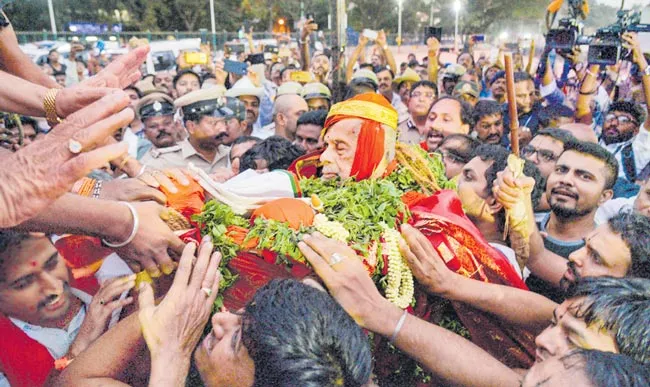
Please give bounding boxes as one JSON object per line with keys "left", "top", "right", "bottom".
{"left": 600, "top": 101, "right": 650, "bottom": 189}
{"left": 398, "top": 80, "right": 438, "bottom": 144}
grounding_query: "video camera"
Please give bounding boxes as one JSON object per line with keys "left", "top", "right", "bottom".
{"left": 546, "top": 9, "right": 650, "bottom": 66}
{"left": 587, "top": 10, "right": 650, "bottom": 65}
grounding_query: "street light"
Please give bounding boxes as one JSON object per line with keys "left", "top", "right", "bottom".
{"left": 47, "top": 0, "right": 57, "bottom": 36}
{"left": 453, "top": 0, "right": 461, "bottom": 53}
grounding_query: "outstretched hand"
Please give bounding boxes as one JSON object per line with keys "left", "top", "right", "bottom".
{"left": 138, "top": 237, "right": 221, "bottom": 360}
{"left": 0, "top": 91, "right": 133, "bottom": 227}
{"left": 55, "top": 46, "right": 149, "bottom": 119}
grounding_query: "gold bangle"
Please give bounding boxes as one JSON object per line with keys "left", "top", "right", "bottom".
{"left": 118, "top": 156, "right": 132, "bottom": 171}
{"left": 43, "top": 88, "right": 62, "bottom": 125}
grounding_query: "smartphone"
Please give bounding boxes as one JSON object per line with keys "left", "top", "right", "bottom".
{"left": 246, "top": 53, "right": 265, "bottom": 65}
{"left": 223, "top": 59, "right": 249, "bottom": 76}
{"left": 184, "top": 51, "right": 208, "bottom": 65}
{"left": 472, "top": 34, "right": 485, "bottom": 43}
{"left": 363, "top": 29, "right": 378, "bottom": 41}
{"left": 290, "top": 71, "right": 313, "bottom": 83}
{"left": 423, "top": 27, "right": 442, "bottom": 44}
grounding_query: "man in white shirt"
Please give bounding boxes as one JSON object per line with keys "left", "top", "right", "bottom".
{"left": 595, "top": 178, "right": 650, "bottom": 225}
{"left": 0, "top": 232, "right": 134, "bottom": 386}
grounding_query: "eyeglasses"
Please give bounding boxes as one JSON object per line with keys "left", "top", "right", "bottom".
{"left": 521, "top": 145, "right": 558, "bottom": 163}
{"left": 605, "top": 114, "right": 638, "bottom": 125}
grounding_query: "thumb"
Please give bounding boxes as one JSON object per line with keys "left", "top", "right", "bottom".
{"left": 138, "top": 281, "right": 155, "bottom": 310}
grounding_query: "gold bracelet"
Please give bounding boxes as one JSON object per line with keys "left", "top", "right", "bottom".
{"left": 117, "top": 156, "right": 132, "bottom": 171}
{"left": 43, "top": 88, "right": 63, "bottom": 125}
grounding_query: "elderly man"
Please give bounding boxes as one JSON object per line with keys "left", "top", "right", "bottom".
{"left": 140, "top": 88, "right": 230, "bottom": 173}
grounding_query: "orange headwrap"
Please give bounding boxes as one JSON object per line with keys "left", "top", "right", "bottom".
{"left": 323, "top": 93, "right": 398, "bottom": 181}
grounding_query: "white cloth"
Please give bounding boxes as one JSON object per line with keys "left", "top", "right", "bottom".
{"left": 489, "top": 242, "right": 527, "bottom": 279}
{"left": 600, "top": 125, "right": 650, "bottom": 180}
{"left": 595, "top": 196, "right": 636, "bottom": 226}
{"left": 252, "top": 122, "right": 275, "bottom": 139}
{"left": 122, "top": 127, "right": 140, "bottom": 159}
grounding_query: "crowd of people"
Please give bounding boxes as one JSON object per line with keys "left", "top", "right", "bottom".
{"left": 1, "top": 5, "right": 650, "bottom": 387}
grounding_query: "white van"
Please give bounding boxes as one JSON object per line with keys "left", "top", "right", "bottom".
{"left": 145, "top": 38, "right": 202, "bottom": 74}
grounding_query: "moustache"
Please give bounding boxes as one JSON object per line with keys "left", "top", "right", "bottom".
{"left": 215, "top": 132, "right": 228, "bottom": 141}
{"left": 566, "top": 261, "right": 581, "bottom": 282}
{"left": 37, "top": 282, "right": 69, "bottom": 310}
{"left": 156, "top": 131, "right": 172, "bottom": 139}
{"left": 551, "top": 186, "right": 579, "bottom": 200}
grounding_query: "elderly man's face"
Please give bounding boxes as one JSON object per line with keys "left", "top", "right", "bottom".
{"left": 320, "top": 118, "right": 362, "bottom": 180}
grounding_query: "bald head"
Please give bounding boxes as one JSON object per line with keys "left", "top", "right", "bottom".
{"left": 273, "top": 94, "right": 309, "bottom": 141}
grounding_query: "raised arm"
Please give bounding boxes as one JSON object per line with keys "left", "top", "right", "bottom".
{"left": 427, "top": 37, "right": 440, "bottom": 84}
{"left": 298, "top": 233, "right": 522, "bottom": 387}
{"left": 575, "top": 64, "right": 600, "bottom": 124}
{"left": 346, "top": 35, "right": 369, "bottom": 83}
{"left": 0, "top": 11, "right": 60, "bottom": 88}
{"left": 376, "top": 30, "right": 397, "bottom": 73}
{"left": 624, "top": 32, "right": 650, "bottom": 130}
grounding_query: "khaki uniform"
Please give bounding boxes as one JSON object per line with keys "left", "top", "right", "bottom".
{"left": 140, "top": 139, "right": 230, "bottom": 173}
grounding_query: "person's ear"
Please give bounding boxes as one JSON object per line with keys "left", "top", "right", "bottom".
{"left": 185, "top": 120, "right": 197, "bottom": 135}
{"left": 277, "top": 112, "right": 287, "bottom": 127}
{"left": 460, "top": 122, "right": 470, "bottom": 134}
{"left": 486, "top": 195, "right": 504, "bottom": 215}
{"left": 599, "top": 188, "right": 614, "bottom": 206}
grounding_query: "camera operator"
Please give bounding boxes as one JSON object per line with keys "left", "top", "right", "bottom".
{"left": 577, "top": 33, "right": 650, "bottom": 197}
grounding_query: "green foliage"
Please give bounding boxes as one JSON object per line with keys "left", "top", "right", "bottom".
{"left": 300, "top": 177, "right": 409, "bottom": 253}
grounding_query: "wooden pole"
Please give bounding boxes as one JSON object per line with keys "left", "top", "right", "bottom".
{"left": 504, "top": 53, "right": 519, "bottom": 156}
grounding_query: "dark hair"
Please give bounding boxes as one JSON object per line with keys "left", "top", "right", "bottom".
{"left": 232, "top": 135, "right": 261, "bottom": 147}
{"left": 374, "top": 66, "right": 394, "bottom": 79}
{"left": 438, "top": 134, "right": 480, "bottom": 164}
{"left": 566, "top": 277, "right": 650, "bottom": 364}
{"left": 535, "top": 128, "right": 577, "bottom": 145}
{"left": 561, "top": 141, "right": 619, "bottom": 190}
{"left": 124, "top": 85, "right": 143, "bottom": 99}
{"left": 408, "top": 60, "right": 419, "bottom": 69}
{"left": 409, "top": 80, "right": 438, "bottom": 98}
{"left": 0, "top": 231, "right": 35, "bottom": 282}
{"left": 202, "top": 73, "right": 216, "bottom": 83}
{"left": 607, "top": 211, "right": 650, "bottom": 279}
{"left": 539, "top": 104, "right": 575, "bottom": 128}
{"left": 472, "top": 100, "right": 502, "bottom": 124}
{"left": 279, "top": 66, "right": 296, "bottom": 79}
{"left": 457, "top": 51, "right": 475, "bottom": 67}
{"left": 430, "top": 96, "right": 473, "bottom": 126}
{"left": 297, "top": 110, "right": 327, "bottom": 128}
{"left": 173, "top": 69, "right": 202, "bottom": 89}
{"left": 608, "top": 100, "right": 646, "bottom": 126}
{"left": 490, "top": 70, "right": 505, "bottom": 85}
{"left": 513, "top": 71, "right": 533, "bottom": 84}
{"left": 344, "top": 80, "right": 377, "bottom": 100}
{"left": 474, "top": 144, "right": 545, "bottom": 232}
{"left": 560, "top": 349, "right": 650, "bottom": 387}
{"left": 242, "top": 279, "right": 372, "bottom": 386}
{"left": 359, "top": 63, "right": 374, "bottom": 71}
{"left": 239, "top": 136, "right": 305, "bottom": 172}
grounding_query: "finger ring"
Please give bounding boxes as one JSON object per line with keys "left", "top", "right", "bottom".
{"left": 201, "top": 287, "right": 212, "bottom": 297}
{"left": 329, "top": 252, "right": 345, "bottom": 267}
{"left": 68, "top": 139, "right": 83, "bottom": 154}
{"left": 99, "top": 299, "right": 105, "bottom": 305}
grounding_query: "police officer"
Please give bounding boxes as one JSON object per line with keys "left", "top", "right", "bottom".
{"left": 140, "top": 88, "right": 231, "bottom": 173}
{"left": 137, "top": 92, "right": 178, "bottom": 151}
{"left": 222, "top": 97, "right": 248, "bottom": 146}
{"left": 301, "top": 82, "right": 331, "bottom": 112}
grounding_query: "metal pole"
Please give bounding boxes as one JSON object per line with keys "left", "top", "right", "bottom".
{"left": 47, "top": 0, "right": 57, "bottom": 37}
{"left": 397, "top": 0, "right": 402, "bottom": 50}
{"left": 300, "top": 0, "right": 305, "bottom": 20}
{"left": 454, "top": 1, "right": 460, "bottom": 54}
{"left": 430, "top": 1, "right": 434, "bottom": 26}
{"left": 209, "top": 0, "right": 217, "bottom": 52}
{"left": 331, "top": 0, "right": 346, "bottom": 102}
